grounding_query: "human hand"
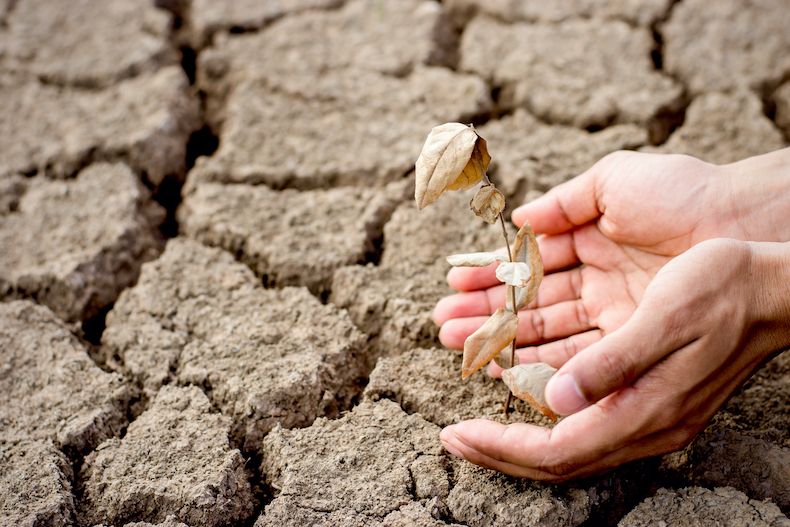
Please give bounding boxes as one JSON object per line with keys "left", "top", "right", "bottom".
{"left": 440, "top": 237, "right": 790, "bottom": 480}
{"left": 435, "top": 150, "right": 738, "bottom": 356}
{"left": 435, "top": 148, "right": 790, "bottom": 362}
{"left": 434, "top": 148, "right": 790, "bottom": 479}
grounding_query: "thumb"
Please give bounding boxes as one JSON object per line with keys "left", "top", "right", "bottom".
{"left": 511, "top": 163, "right": 603, "bottom": 234}
{"left": 543, "top": 300, "right": 690, "bottom": 415}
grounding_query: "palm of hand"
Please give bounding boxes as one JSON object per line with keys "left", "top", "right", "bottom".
{"left": 436, "top": 219, "right": 674, "bottom": 365}
{"left": 436, "top": 151, "right": 737, "bottom": 354}
{"left": 527, "top": 222, "right": 673, "bottom": 366}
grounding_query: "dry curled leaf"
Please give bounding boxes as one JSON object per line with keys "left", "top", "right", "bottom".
{"left": 462, "top": 308, "right": 518, "bottom": 379}
{"left": 470, "top": 185, "right": 505, "bottom": 224}
{"left": 451, "top": 135, "right": 491, "bottom": 191}
{"left": 501, "top": 363, "right": 558, "bottom": 422}
{"left": 496, "top": 261, "right": 532, "bottom": 288}
{"left": 414, "top": 123, "right": 491, "bottom": 210}
{"left": 446, "top": 252, "right": 507, "bottom": 268}
{"left": 506, "top": 220, "right": 544, "bottom": 312}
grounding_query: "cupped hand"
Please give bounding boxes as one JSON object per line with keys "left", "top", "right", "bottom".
{"left": 433, "top": 148, "right": 790, "bottom": 479}
{"left": 440, "top": 238, "right": 790, "bottom": 480}
{"left": 435, "top": 150, "right": 740, "bottom": 359}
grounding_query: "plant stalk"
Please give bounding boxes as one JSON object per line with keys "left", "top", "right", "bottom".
{"left": 478, "top": 160, "right": 518, "bottom": 415}
{"left": 498, "top": 209, "right": 517, "bottom": 415}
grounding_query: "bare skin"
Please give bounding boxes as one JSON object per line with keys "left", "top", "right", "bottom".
{"left": 433, "top": 148, "right": 790, "bottom": 481}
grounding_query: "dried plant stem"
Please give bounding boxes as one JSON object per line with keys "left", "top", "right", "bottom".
{"left": 496, "top": 204, "right": 518, "bottom": 414}
{"left": 505, "top": 388, "right": 514, "bottom": 414}
{"left": 478, "top": 161, "right": 518, "bottom": 414}
{"left": 502, "top": 216, "right": 517, "bottom": 410}
{"left": 498, "top": 211, "right": 513, "bottom": 263}
{"left": 504, "top": 339, "right": 517, "bottom": 414}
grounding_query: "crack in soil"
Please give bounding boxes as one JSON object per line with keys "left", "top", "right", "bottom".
{"left": 644, "top": 1, "right": 690, "bottom": 145}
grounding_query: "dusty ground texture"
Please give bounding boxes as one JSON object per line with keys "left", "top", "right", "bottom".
{"left": 80, "top": 385, "right": 254, "bottom": 526}
{"left": 618, "top": 486, "right": 790, "bottom": 527}
{"left": 1, "top": 0, "right": 790, "bottom": 526}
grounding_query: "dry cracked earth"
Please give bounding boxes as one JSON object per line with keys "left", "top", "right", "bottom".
{"left": 2, "top": 0, "right": 790, "bottom": 526}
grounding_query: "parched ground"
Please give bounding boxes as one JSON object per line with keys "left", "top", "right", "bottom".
{"left": 2, "top": 0, "right": 790, "bottom": 526}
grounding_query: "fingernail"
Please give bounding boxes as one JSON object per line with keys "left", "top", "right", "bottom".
{"left": 440, "top": 426, "right": 465, "bottom": 460}
{"left": 441, "top": 439, "right": 465, "bottom": 460}
{"left": 546, "top": 373, "right": 589, "bottom": 415}
{"left": 439, "top": 426, "right": 454, "bottom": 441}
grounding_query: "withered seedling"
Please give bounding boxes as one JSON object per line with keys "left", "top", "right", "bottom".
{"left": 415, "top": 123, "right": 557, "bottom": 421}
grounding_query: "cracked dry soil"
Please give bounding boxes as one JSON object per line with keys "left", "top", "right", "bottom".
{"left": 2, "top": 0, "right": 790, "bottom": 526}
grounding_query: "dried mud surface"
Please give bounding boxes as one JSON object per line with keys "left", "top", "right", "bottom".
{"left": 2, "top": 1, "right": 790, "bottom": 526}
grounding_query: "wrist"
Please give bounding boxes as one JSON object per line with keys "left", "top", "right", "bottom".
{"left": 723, "top": 147, "right": 790, "bottom": 243}
{"left": 747, "top": 240, "right": 790, "bottom": 359}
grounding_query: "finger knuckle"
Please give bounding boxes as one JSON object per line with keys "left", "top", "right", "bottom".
{"left": 530, "top": 309, "right": 546, "bottom": 341}
{"left": 537, "top": 453, "right": 580, "bottom": 479}
{"left": 574, "top": 300, "right": 591, "bottom": 329}
{"left": 569, "top": 268, "right": 583, "bottom": 299}
{"left": 562, "top": 337, "right": 578, "bottom": 362}
{"left": 596, "top": 347, "right": 637, "bottom": 394}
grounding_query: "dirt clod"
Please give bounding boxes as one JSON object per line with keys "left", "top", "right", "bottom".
{"left": 81, "top": 385, "right": 254, "bottom": 527}
{"left": 618, "top": 486, "right": 790, "bottom": 527}
{"left": 0, "top": 300, "right": 131, "bottom": 458}
{"left": 103, "top": 238, "right": 369, "bottom": 453}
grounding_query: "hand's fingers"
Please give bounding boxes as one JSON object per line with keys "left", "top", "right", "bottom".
{"left": 438, "top": 316, "right": 491, "bottom": 350}
{"left": 544, "top": 240, "right": 752, "bottom": 416}
{"left": 544, "top": 291, "right": 694, "bottom": 415}
{"left": 433, "top": 290, "right": 496, "bottom": 326}
{"left": 439, "top": 388, "right": 655, "bottom": 480}
{"left": 440, "top": 421, "right": 552, "bottom": 479}
{"left": 537, "top": 233, "right": 582, "bottom": 272}
{"left": 435, "top": 266, "right": 584, "bottom": 326}
{"left": 440, "top": 371, "right": 675, "bottom": 481}
{"left": 444, "top": 417, "right": 701, "bottom": 482}
{"left": 515, "top": 300, "right": 598, "bottom": 346}
{"left": 512, "top": 166, "right": 602, "bottom": 234}
{"left": 556, "top": 330, "right": 766, "bottom": 480}
{"left": 448, "top": 333, "right": 757, "bottom": 481}
{"left": 535, "top": 266, "right": 584, "bottom": 307}
{"left": 541, "top": 422, "right": 702, "bottom": 481}
{"left": 447, "top": 234, "right": 582, "bottom": 292}
{"left": 446, "top": 248, "right": 508, "bottom": 292}
{"left": 440, "top": 419, "right": 686, "bottom": 481}
{"left": 438, "top": 299, "right": 597, "bottom": 350}
{"left": 447, "top": 295, "right": 765, "bottom": 482}
{"left": 515, "top": 329, "right": 604, "bottom": 369}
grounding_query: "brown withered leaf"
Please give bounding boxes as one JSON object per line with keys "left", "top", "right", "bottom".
{"left": 414, "top": 123, "right": 491, "bottom": 210}
{"left": 470, "top": 184, "right": 504, "bottom": 224}
{"left": 501, "top": 363, "right": 558, "bottom": 422}
{"left": 506, "top": 220, "right": 544, "bottom": 312}
{"left": 450, "top": 135, "right": 491, "bottom": 191}
{"left": 446, "top": 252, "right": 507, "bottom": 268}
{"left": 462, "top": 308, "right": 518, "bottom": 379}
